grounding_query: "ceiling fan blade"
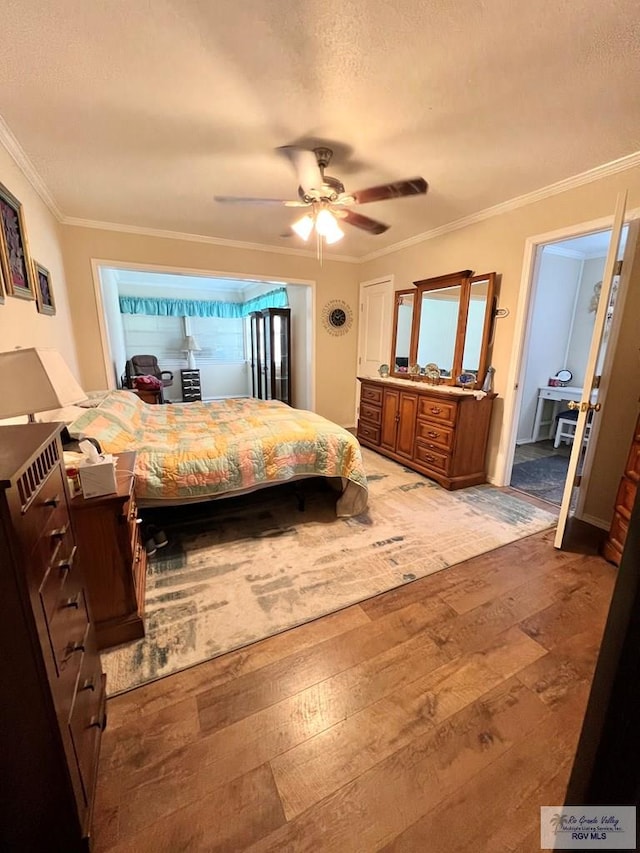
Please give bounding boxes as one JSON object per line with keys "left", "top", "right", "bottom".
{"left": 214, "top": 195, "right": 307, "bottom": 207}
{"left": 277, "top": 146, "right": 324, "bottom": 193}
{"left": 352, "top": 177, "right": 428, "bottom": 205}
{"left": 340, "top": 209, "right": 389, "bottom": 235}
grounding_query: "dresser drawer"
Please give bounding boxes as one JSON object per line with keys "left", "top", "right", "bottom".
{"left": 360, "top": 402, "right": 382, "bottom": 426}
{"left": 30, "top": 506, "right": 73, "bottom": 585}
{"left": 357, "top": 421, "right": 381, "bottom": 445}
{"left": 415, "top": 420, "right": 454, "bottom": 451}
{"left": 360, "top": 384, "right": 383, "bottom": 405}
{"left": 417, "top": 397, "right": 458, "bottom": 426}
{"left": 614, "top": 477, "right": 637, "bottom": 519}
{"left": 38, "top": 543, "right": 77, "bottom": 627}
{"left": 47, "top": 579, "right": 91, "bottom": 679}
{"left": 68, "top": 640, "right": 105, "bottom": 804}
{"left": 415, "top": 441, "right": 450, "bottom": 474}
{"left": 14, "top": 465, "right": 68, "bottom": 559}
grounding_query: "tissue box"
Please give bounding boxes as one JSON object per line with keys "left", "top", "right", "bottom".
{"left": 78, "top": 454, "right": 118, "bottom": 499}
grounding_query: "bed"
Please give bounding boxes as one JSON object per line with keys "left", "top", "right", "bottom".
{"left": 66, "top": 391, "right": 369, "bottom": 517}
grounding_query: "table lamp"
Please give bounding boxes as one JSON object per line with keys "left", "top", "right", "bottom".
{"left": 0, "top": 347, "right": 86, "bottom": 421}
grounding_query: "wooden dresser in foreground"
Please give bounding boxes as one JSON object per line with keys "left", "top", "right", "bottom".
{"left": 602, "top": 412, "right": 640, "bottom": 566}
{"left": 70, "top": 450, "right": 147, "bottom": 650}
{"left": 0, "top": 423, "right": 105, "bottom": 851}
{"left": 357, "top": 377, "right": 496, "bottom": 489}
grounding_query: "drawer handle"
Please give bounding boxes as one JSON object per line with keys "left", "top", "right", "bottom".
{"left": 50, "top": 523, "right": 69, "bottom": 542}
{"left": 425, "top": 454, "right": 436, "bottom": 463}
{"left": 43, "top": 494, "right": 61, "bottom": 508}
{"left": 68, "top": 640, "right": 85, "bottom": 655}
{"left": 427, "top": 430, "right": 439, "bottom": 439}
{"left": 88, "top": 714, "right": 107, "bottom": 732}
{"left": 430, "top": 406, "right": 442, "bottom": 415}
{"left": 81, "top": 677, "right": 96, "bottom": 692}
{"left": 64, "top": 592, "right": 81, "bottom": 609}
{"left": 57, "top": 546, "right": 77, "bottom": 573}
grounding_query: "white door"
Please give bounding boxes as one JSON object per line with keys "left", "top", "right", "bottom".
{"left": 357, "top": 278, "right": 394, "bottom": 376}
{"left": 355, "top": 278, "right": 394, "bottom": 421}
{"left": 554, "top": 192, "right": 628, "bottom": 548}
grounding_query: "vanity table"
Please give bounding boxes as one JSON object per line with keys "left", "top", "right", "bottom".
{"left": 532, "top": 386, "right": 592, "bottom": 442}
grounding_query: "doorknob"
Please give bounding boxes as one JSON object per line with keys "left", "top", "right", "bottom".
{"left": 566, "top": 401, "right": 580, "bottom": 410}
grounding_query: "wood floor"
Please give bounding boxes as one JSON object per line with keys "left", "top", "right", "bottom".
{"left": 92, "top": 527, "right": 616, "bottom": 853}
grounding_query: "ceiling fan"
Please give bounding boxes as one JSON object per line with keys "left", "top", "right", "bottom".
{"left": 214, "top": 146, "right": 428, "bottom": 244}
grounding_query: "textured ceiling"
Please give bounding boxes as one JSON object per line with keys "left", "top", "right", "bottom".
{"left": 2, "top": 0, "right": 640, "bottom": 258}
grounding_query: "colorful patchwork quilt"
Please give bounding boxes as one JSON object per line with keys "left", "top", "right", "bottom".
{"left": 68, "top": 392, "right": 368, "bottom": 516}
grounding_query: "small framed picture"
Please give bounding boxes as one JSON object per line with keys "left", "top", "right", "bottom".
{"left": 33, "top": 260, "right": 56, "bottom": 315}
{"left": 0, "top": 182, "right": 36, "bottom": 300}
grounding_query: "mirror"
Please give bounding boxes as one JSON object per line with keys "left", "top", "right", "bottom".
{"left": 392, "top": 290, "right": 414, "bottom": 373}
{"left": 390, "top": 270, "right": 497, "bottom": 388}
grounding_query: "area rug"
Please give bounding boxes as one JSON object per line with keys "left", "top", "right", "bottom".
{"left": 101, "top": 449, "right": 558, "bottom": 695}
{"left": 510, "top": 454, "right": 570, "bottom": 505}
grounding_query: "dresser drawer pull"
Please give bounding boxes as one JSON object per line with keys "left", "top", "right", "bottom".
{"left": 88, "top": 714, "right": 107, "bottom": 732}
{"left": 430, "top": 406, "right": 442, "bottom": 415}
{"left": 56, "top": 546, "right": 77, "bottom": 573}
{"left": 68, "top": 640, "right": 85, "bottom": 655}
{"left": 81, "top": 677, "right": 96, "bottom": 692}
{"left": 425, "top": 454, "right": 436, "bottom": 463}
{"left": 427, "top": 430, "right": 439, "bottom": 439}
{"left": 50, "top": 523, "right": 69, "bottom": 542}
{"left": 64, "top": 592, "right": 81, "bottom": 609}
{"left": 43, "top": 494, "right": 61, "bottom": 508}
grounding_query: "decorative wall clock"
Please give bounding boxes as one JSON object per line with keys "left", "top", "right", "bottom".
{"left": 322, "top": 299, "right": 353, "bottom": 336}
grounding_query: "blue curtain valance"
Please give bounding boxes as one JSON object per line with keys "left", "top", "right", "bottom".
{"left": 119, "top": 287, "right": 289, "bottom": 318}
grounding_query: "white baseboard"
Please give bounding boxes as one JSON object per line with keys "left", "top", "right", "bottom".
{"left": 577, "top": 512, "right": 610, "bottom": 531}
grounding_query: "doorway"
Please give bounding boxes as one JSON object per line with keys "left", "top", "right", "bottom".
{"left": 508, "top": 226, "right": 628, "bottom": 506}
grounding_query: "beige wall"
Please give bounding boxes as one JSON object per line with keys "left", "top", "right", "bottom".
{"left": 60, "top": 227, "right": 360, "bottom": 426}
{"left": 360, "top": 167, "right": 640, "bottom": 524}
{"left": 0, "top": 147, "right": 79, "bottom": 380}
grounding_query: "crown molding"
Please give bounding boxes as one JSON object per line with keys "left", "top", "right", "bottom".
{"left": 61, "top": 216, "right": 361, "bottom": 263}
{"left": 361, "top": 150, "right": 640, "bottom": 263}
{"left": 0, "top": 114, "right": 64, "bottom": 220}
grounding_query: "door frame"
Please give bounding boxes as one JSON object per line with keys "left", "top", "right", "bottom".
{"left": 494, "top": 207, "right": 640, "bottom": 498}
{"left": 355, "top": 275, "right": 394, "bottom": 424}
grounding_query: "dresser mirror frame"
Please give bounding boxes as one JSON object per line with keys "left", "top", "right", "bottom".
{"left": 390, "top": 270, "right": 497, "bottom": 389}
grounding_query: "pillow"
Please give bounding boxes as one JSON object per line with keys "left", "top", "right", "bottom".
{"left": 36, "top": 406, "right": 88, "bottom": 424}
{"left": 77, "top": 391, "right": 111, "bottom": 408}
{"left": 96, "top": 390, "right": 144, "bottom": 430}
{"left": 67, "top": 408, "right": 137, "bottom": 453}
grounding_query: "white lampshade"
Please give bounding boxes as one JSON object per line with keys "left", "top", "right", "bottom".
{"left": 0, "top": 348, "right": 86, "bottom": 419}
{"left": 291, "top": 214, "right": 314, "bottom": 241}
{"left": 183, "top": 335, "right": 201, "bottom": 353}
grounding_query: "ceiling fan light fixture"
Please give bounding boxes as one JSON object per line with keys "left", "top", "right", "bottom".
{"left": 291, "top": 214, "right": 314, "bottom": 241}
{"left": 315, "top": 209, "right": 344, "bottom": 243}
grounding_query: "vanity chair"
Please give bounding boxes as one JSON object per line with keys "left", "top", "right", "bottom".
{"left": 554, "top": 410, "right": 593, "bottom": 448}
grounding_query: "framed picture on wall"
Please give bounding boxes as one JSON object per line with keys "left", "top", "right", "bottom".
{"left": 0, "top": 182, "right": 36, "bottom": 300}
{"left": 33, "top": 260, "right": 56, "bottom": 316}
{"left": 0, "top": 254, "right": 5, "bottom": 305}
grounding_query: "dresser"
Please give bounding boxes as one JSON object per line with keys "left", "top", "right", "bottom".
{"left": 602, "top": 413, "right": 640, "bottom": 566}
{"left": 181, "top": 368, "right": 202, "bottom": 402}
{"left": 0, "top": 423, "right": 106, "bottom": 851}
{"left": 70, "top": 451, "right": 146, "bottom": 650}
{"left": 357, "top": 377, "right": 496, "bottom": 489}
